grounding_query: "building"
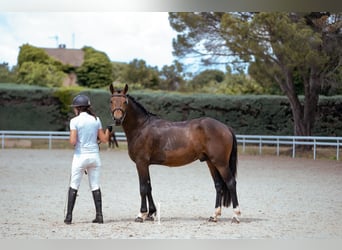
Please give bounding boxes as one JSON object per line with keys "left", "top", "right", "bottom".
{"left": 42, "top": 44, "right": 84, "bottom": 86}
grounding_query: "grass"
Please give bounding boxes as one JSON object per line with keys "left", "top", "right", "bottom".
{"left": 1, "top": 139, "right": 340, "bottom": 161}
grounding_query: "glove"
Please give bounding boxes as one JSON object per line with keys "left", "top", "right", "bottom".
{"left": 107, "top": 125, "right": 113, "bottom": 132}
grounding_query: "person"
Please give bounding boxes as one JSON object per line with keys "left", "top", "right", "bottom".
{"left": 64, "top": 94, "right": 112, "bottom": 225}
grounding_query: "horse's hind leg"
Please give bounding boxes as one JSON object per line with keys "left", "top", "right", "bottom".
{"left": 223, "top": 171, "right": 241, "bottom": 223}
{"left": 227, "top": 176, "right": 241, "bottom": 223}
{"left": 207, "top": 162, "right": 225, "bottom": 222}
{"left": 215, "top": 165, "right": 241, "bottom": 223}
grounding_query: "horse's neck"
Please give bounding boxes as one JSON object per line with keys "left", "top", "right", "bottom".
{"left": 122, "top": 102, "right": 150, "bottom": 136}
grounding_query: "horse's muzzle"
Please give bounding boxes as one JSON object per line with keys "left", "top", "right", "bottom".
{"left": 111, "top": 108, "right": 126, "bottom": 126}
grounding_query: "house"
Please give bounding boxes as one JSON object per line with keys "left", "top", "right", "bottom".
{"left": 42, "top": 44, "right": 84, "bottom": 86}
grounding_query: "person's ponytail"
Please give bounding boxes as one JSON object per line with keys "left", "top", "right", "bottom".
{"left": 86, "top": 107, "right": 97, "bottom": 120}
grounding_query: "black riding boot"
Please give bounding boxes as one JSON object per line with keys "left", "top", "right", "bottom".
{"left": 92, "top": 189, "right": 103, "bottom": 223}
{"left": 64, "top": 187, "right": 77, "bottom": 224}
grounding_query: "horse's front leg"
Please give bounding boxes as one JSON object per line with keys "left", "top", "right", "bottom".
{"left": 135, "top": 164, "right": 156, "bottom": 222}
{"left": 146, "top": 183, "right": 157, "bottom": 221}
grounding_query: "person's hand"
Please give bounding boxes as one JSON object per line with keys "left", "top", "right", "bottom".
{"left": 106, "top": 125, "right": 113, "bottom": 132}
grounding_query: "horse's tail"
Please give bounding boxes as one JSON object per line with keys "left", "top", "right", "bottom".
{"left": 229, "top": 128, "right": 238, "bottom": 178}
{"left": 222, "top": 128, "right": 238, "bottom": 207}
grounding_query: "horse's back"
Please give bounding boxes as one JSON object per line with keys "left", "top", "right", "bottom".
{"left": 191, "top": 117, "right": 233, "bottom": 138}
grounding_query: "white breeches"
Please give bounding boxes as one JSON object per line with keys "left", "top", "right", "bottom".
{"left": 69, "top": 153, "right": 101, "bottom": 191}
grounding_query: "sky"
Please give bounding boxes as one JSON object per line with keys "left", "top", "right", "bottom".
{"left": 0, "top": 12, "right": 178, "bottom": 70}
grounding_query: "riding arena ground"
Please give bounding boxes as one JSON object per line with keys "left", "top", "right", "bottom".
{"left": 0, "top": 148, "right": 341, "bottom": 239}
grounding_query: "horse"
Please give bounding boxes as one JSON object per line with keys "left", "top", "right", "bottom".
{"left": 109, "top": 83, "right": 241, "bottom": 223}
{"left": 108, "top": 130, "right": 119, "bottom": 149}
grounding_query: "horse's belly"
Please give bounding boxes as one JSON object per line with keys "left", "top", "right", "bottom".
{"left": 161, "top": 150, "right": 198, "bottom": 166}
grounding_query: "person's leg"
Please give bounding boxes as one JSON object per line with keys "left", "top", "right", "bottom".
{"left": 64, "top": 187, "right": 78, "bottom": 224}
{"left": 64, "top": 154, "right": 83, "bottom": 224}
{"left": 92, "top": 189, "right": 103, "bottom": 223}
{"left": 87, "top": 154, "right": 103, "bottom": 223}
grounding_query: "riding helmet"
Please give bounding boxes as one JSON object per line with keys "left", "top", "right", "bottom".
{"left": 71, "top": 94, "right": 91, "bottom": 107}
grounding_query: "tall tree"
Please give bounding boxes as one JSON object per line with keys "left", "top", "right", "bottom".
{"left": 169, "top": 12, "right": 342, "bottom": 136}
{"left": 0, "top": 63, "right": 16, "bottom": 83}
{"left": 76, "top": 46, "right": 113, "bottom": 88}
{"left": 159, "top": 61, "right": 185, "bottom": 90}
{"left": 123, "top": 59, "right": 160, "bottom": 89}
{"left": 16, "top": 44, "right": 66, "bottom": 87}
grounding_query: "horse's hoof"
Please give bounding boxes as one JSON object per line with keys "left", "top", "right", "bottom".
{"left": 145, "top": 215, "right": 154, "bottom": 221}
{"left": 208, "top": 216, "right": 217, "bottom": 222}
{"left": 231, "top": 217, "right": 240, "bottom": 224}
{"left": 135, "top": 217, "right": 144, "bottom": 223}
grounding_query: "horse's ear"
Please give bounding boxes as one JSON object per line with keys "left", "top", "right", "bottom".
{"left": 109, "top": 83, "right": 114, "bottom": 94}
{"left": 123, "top": 84, "right": 128, "bottom": 94}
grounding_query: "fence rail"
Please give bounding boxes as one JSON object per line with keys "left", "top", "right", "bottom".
{"left": 1, "top": 130, "right": 341, "bottom": 160}
{"left": 236, "top": 135, "right": 341, "bottom": 160}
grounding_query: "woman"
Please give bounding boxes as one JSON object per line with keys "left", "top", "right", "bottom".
{"left": 64, "top": 94, "right": 111, "bottom": 225}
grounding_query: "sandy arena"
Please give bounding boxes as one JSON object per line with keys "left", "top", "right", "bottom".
{"left": 0, "top": 148, "right": 341, "bottom": 239}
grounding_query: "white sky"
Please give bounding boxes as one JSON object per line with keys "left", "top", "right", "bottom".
{"left": 0, "top": 12, "right": 178, "bottom": 69}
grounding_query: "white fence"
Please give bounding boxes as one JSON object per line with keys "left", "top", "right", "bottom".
{"left": 1, "top": 130, "right": 341, "bottom": 160}
{"left": 236, "top": 135, "right": 341, "bottom": 160}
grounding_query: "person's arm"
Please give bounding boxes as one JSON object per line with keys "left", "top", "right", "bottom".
{"left": 98, "top": 126, "right": 111, "bottom": 143}
{"left": 69, "top": 129, "right": 77, "bottom": 146}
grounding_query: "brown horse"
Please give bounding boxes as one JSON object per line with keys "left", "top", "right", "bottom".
{"left": 109, "top": 84, "right": 241, "bottom": 223}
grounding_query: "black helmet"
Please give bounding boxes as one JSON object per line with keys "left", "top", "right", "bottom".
{"left": 71, "top": 95, "right": 91, "bottom": 107}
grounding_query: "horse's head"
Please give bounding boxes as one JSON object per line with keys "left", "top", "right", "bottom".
{"left": 109, "top": 83, "right": 129, "bottom": 126}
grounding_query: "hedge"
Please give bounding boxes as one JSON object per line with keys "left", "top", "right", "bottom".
{"left": 1, "top": 84, "right": 341, "bottom": 136}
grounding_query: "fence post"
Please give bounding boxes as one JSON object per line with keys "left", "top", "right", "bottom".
{"left": 1, "top": 132, "right": 4, "bottom": 149}
{"left": 292, "top": 138, "right": 296, "bottom": 158}
{"left": 276, "top": 138, "right": 280, "bottom": 156}
{"left": 337, "top": 140, "right": 340, "bottom": 161}
{"left": 49, "top": 133, "right": 52, "bottom": 150}
{"left": 313, "top": 139, "right": 317, "bottom": 160}
{"left": 259, "top": 137, "right": 262, "bottom": 155}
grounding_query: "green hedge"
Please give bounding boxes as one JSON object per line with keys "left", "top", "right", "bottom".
{"left": 134, "top": 93, "right": 293, "bottom": 135}
{"left": 0, "top": 84, "right": 64, "bottom": 130}
{"left": 1, "top": 84, "right": 341, "bottom": 136}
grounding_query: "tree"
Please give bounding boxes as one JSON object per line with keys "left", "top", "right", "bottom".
{"left": 76, "top": 46, "right": 113, "bottom": 88}
{"left": 0, "top": 63, "right": 16, "bottom": 83}
{"left": 123, "top": 59, "right": 160, "bottom": 89}
{"left": 17, "top": 61, "right": 66, "bottom": 87}
{"left": 159, "top": 61, "right": 185, "bottom": 90}
{"left": 112, "top": 61, "right": 129, "bottom": 83}
{"left": 188, "top": 69, "right": 225, "bottom": 90}
{"left": 17, "top": 44, "right": 52, "bottom": 67}
{"left": 16, "top": 44, "right": 66, "bottom": 87}
{"left": 169, "top": 12, "right": 342, "bottom": 136}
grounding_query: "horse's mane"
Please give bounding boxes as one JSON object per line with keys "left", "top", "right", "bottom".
{"left": 127, "top": 94, "right": 157, "bottom": 117}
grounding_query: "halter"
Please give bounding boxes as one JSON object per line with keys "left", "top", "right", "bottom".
{"left": 110, "top": 94, "right": 129, "bottom": 124}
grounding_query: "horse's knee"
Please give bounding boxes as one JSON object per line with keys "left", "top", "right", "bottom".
{"left": 139, "top": 183, "right": 151, "bottom": 196}
{"left": 140, "top": 185, "right": 148, "bottom": 196}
